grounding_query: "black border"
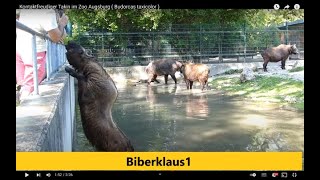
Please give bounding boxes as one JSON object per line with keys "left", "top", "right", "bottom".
{"left": 16, "top": 0, "right": 305, "bottom": 9}
{"left": 16, "top": 170, "right": 304, "bottom": 179}
{"left": 14, "top": 0, "right": 308, "bottom": 178}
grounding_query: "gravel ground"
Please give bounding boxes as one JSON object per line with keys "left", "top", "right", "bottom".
{"left": 211, "top": 64, "right": 304, "bottom": 82}
{"left": 256, "top": 66, "right": 304, "bottom": 82}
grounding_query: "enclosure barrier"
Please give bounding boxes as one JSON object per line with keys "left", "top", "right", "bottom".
{"left": 16, "top": 20, "right": 75, "bottom": 152}
{"left": 78, "top": 23, "right": 304, "bottom": 66}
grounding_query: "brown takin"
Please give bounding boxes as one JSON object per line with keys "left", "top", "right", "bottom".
{"left": 261, "top": 44, "right": 299, "bottom": 72}
{"left": 65, "top": 42, "right": 134, "bottom": 152}
{"left": 180, "top": 63, "right": 210, "bottom": 91}
{"left": 145, "top": 59, "right": 183, "bottom": 85}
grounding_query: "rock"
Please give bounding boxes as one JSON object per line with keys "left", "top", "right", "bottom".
{"left": 240, "top": 67, "right": 256, "bottom": 83}
{"left": 284, "top": 96, "right": 297, "bottom": 103}
{"left": 292, "top": 61, "right": 299, "bottom": 69}
{"left": 252, "top": 65, "right": 258, "bottom": 72}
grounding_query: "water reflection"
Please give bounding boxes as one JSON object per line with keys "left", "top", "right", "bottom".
{"left": 146, "top": 85, "right": 178, "bottom": 108}
{"left": 146, "top": 86, "right": 157, "bottom": 108}
{"left": 74, "top": 83, "right": 304, "bottom": 153}
{"left": 185, "top": 94, "right": 209, "bottom": 119}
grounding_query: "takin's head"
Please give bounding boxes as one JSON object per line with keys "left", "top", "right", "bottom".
{"left": 179, "top": 63, "right": 185, "bottom": 74}
{"left": 65, "top": 41, "right": 94, "bottom": 69}
{"left": 290, "top": 44, "right": 299, "bottom": 55}
{"left": 145, "top": 61, "right": 154, "bottom": 73}
{"left": 175, "top": 61, "right": 183, "bottom": 72}
{"left": 179, "top": 62, "right": 191, "bottom": 74}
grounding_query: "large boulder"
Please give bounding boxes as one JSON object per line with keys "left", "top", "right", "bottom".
{"left": 240, "top": 66, "right": 255, "bottom": 83}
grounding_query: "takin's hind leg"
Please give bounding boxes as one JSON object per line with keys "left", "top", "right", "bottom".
{"left": 281, "top": 60, "right": 286, "bottom": 70}
{"left": 184, "top": 79, "right": 190, "bottom": 89}
{"left": 164, "top": 74, "right": 169, "bottom": 84}
{"left": 170, "top": 74, "right": 177, "bottom": 84}
{"left": 189, "top": 81, "right": 194, "bottom": 89}
{"left": 263, "top": 61, "right": 268, "bottom": 72}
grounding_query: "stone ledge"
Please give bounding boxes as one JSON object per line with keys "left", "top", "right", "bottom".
{"left": 16, "top": 69, "right": 70, "bottom": 152}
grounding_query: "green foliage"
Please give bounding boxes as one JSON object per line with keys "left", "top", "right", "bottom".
{"left": 66, "top": 9, "right": 164, "bottom": 40}
{"left": 65, "top": 9, "right": 304, "bottom": 38}
{"left": 246, "top": 9, "right": 304, "bottom": 28}
{"left": 246, "top": 26, "right": 282, "bottom": 50}
{"left": 64, "top": 9, "right": 303, "bottom": 63}
{"left": 224, "top": 69, "right": 243, "bottom": 74}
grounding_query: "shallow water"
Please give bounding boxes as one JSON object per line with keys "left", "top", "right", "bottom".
{"left": 74, "top": 82, "right": 304, "bottom": 152}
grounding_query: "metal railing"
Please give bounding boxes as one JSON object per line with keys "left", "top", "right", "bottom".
{"left": 16, "top": 20, "right": 75, "bottom": 152}
{"left": 16, "top": 20, "right": 67, "bottom": 95}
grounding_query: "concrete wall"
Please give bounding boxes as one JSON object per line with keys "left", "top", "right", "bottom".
{"left": 16, "top": 67, "right": 75, "bottom": 152}
{"left": 105, "top": 66, "right": 149, "bottom": 83}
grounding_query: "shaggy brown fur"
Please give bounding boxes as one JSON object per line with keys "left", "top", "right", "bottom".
{"left": 145, "top": 59, "right": 183, "bottom": 85}
{"left": 65, "top": 42, "right": 134, "bottom": 152}
{"left": 262, "top": 44, "right": 299, "bottom": 72}
{"left": 180, "top": 63, "right": 210, "bottom": 91}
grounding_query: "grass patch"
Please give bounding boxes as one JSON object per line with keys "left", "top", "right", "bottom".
{"left": 210, "top": 75, "right": 304, "bottom": 111}
{"left": 289, "top": 66, "right": 304, "bottom": 72}
{"left": 223, "top": 69, "right": 243, "bottom": 75}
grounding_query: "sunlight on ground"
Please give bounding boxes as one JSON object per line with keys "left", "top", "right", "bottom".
{"left": 240, "top": 115, "right": 268, "bottom": 127}
{"left": 132, "top": 66, "right": 149, "bottom": 80}
{"left": 279, "top": 87, "right": 302, "bottom": 94}
{"left": 234, "top": 90, "right": 247, "bottom": 95}
{"left": 16, "top": 105, "right": 51, "bottom": 118}
{"left": 111, "top": 73, "right": 127, "bottom": 88}
{"left": 201, "top": 129, "right": 226, "bottom": 138}
{"left": 190, "top": 130, "right": 223, "bottom": 141}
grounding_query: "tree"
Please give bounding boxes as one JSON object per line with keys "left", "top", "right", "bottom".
{"left": 66, "top": 9, "right": 303, "bottom": 36}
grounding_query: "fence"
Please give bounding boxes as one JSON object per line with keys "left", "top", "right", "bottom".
{"left": 16, "top": 20, "right": 67, "bottom": 95}
{"left": 46, "top": 41, "right": 68, "bottom": 81}
{"left": 16, "top": 20, "right": 75, "bottom": 152}
{"left": 77, "top": 24, "right": 304, "bottom": 66}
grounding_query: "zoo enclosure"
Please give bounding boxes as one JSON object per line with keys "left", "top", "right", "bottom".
{"left": 77, "top": 23, "right": 304, "bottom": 66}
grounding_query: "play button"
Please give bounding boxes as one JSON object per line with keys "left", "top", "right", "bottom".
{"left": 25, "top": 173, "right": 29, "bottom": 177}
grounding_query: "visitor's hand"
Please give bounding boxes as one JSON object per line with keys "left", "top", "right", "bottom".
{"left": 59, "top": 14, "right": 69, "bottom": 28}
{"left": 59, "top": 28, "right": 67, "bottom": 44}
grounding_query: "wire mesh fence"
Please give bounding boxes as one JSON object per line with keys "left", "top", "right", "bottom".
{"left": 77, "top": 23, "right": 304, "bottom": 66}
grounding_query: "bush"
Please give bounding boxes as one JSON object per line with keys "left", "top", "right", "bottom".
{"left": 224, "top": 69, "right": 243, "bottom": 74}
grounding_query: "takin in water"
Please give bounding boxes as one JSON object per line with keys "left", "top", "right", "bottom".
{"left": 145, "top": 59, "right": 183, "bottom": 85}
{"left": 180, "top": 63, "right": 210, "bottom": 91}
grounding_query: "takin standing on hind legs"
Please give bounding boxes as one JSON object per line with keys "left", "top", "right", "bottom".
{"left": 261, "top": 44, "right": 299, "bottom": 72}
{"left": 65, "top": 42, "right": 134, "bottom": 152}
